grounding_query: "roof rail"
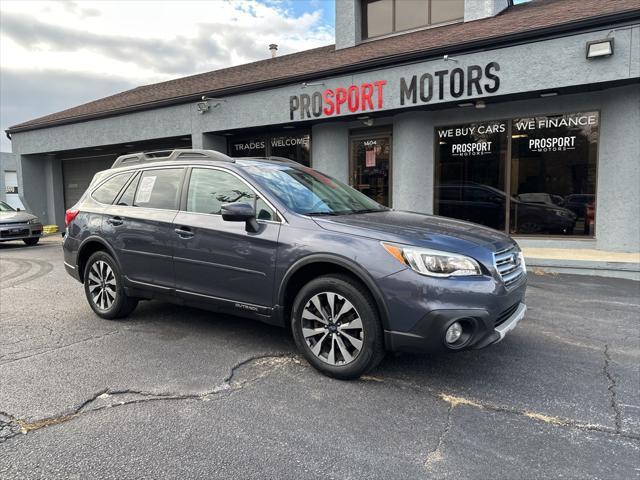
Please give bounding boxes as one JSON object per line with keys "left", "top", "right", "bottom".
{"left": 111, "top": 149, "right": 234, "bottom": 168}
{"left": 265, "top": 156, "right": 300, "bottom": 164}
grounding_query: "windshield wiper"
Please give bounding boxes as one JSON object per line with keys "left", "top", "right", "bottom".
{"left": 305, "top": 211, "right": 340, "bottom": 216}
{"left": 351, "top": 208, "right": 387, "bottom": 214}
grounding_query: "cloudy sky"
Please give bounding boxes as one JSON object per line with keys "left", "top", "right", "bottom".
{"left": 0, "top": 0, "right": 335, "bottom": 151}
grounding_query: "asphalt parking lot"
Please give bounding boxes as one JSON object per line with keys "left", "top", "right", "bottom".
{"left": 1, "top": 236, "right": 638, "bottom": 479}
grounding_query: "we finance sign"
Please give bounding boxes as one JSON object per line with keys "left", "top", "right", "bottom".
{"left": 289, "top": 62, "right": 501, "bottom": 121}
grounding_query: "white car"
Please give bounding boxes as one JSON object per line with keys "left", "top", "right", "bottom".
{"left": 0, "top": 201, "right": 43, "bottom": 246}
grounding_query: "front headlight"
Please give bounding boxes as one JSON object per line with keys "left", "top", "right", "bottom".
{"left": 27, "top": 218, "right": 40, "bottom": 224}
{"left": 518, "top": 251, "right": 527, "bottom": 274}
{"left": 382, "top": 242, "right": 482, "bottom": 277}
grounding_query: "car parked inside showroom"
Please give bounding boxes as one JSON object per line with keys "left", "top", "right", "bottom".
{"left": 0, "top": 200, "right": 43, "bottom": 246}
{"left": 63, "top": 149, "right": 527, "bottom": 379}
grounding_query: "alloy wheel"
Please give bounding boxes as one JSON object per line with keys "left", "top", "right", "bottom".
{"left": 301, "top": 292, "right": 364, "bottom": 366}
{"left": 87, "top": 260, "right": 117, "bottom": 310}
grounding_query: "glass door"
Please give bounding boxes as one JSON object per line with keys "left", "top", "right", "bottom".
{"left": 350, "top": 133, "right": 392, "bottom": 207}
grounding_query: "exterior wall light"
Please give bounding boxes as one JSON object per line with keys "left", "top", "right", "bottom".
{"left": 196, "top": 96, "right": 227, "bottom": 114}
{"left": 586, "top": 38, "right": 614, "bottom": 59}
{"left": 196, "top": 101, "right": 210, "bottom": 114}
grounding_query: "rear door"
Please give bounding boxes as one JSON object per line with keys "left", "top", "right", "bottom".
{"left": 172, "top": 166, "right": 281, "bottom": 311}
{"left": 104, "top": 167, "right": 186, "bottom": 290}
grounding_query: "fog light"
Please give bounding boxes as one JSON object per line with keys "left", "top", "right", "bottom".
{"left": 445, "top": 322, "right": 463, "bottom": 344}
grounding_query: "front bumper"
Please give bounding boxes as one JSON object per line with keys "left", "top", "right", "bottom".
{"left": 0, "top": 223, "right": 43, "bottom": 241}
{"left": 384, "top": 302, "right": 527, "bottom": 353}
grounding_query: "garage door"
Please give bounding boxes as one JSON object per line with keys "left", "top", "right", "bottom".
{"left": 62, "top": 155, "right": 116, "bottom": 208}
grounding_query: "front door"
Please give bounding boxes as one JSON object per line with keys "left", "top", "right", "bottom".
{"left": 350, "top": 133, "right": 392, "bottom": 207}
{"left": 172, "top": 167, "right": 281, "bottom": 310}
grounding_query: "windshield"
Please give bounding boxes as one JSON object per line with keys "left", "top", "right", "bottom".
{"left": 242, "top": 162, "right": 388, "bottom": 216}
{"left": 0, "top": 201, "right": 15, "bottom": 212}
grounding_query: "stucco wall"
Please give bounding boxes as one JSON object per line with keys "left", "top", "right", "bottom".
{"left": 464, "top": 0, "right": 510, "bottom": 22}
{"left": 335, "top": 0, "right": 361, "bottom": 50}
{"left": 311, "top": 123, "right": 350, "bottom": 182}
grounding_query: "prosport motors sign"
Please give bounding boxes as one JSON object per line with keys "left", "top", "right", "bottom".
{"left": 289, "top": 62, "right": 501, "bottom": 121}
{"left": 437, "top": 121, "right": 506, "bottom": 157}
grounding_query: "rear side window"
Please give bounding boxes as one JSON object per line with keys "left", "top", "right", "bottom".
{"left": 116, "top": 173, "right": 140, "bottom": 206}
{"left": 92, "top": 173, "right": 133, "bottom": 204}
{"left": 134, "top": 168, "right": 184, "bottom": 210}
{"left": 187, "top": 168, "right": 275, "bottom": 220}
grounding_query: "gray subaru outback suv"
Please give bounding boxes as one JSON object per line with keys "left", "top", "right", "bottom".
{"left": 63, "top": 149, "right": 527, "bottom": 379}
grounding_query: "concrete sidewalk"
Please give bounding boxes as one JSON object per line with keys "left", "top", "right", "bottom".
{"left": 523, "top": 247, "right": 640, "bottom": 280}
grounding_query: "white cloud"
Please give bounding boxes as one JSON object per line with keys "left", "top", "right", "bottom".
{"left": 0, "top": 0, "right": 335, "bottom": 150}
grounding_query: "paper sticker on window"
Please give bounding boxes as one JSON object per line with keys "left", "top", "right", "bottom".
{"left": 136, "top": 176, "right": 156, "bottom": 203}
{"left": 365, "top": 148, "right": 376, "bottom": 167}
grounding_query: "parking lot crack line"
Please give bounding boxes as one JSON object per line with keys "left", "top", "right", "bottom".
{"left": 0, "top": 353, "right": 297, "bottom": 443}
{"left": 603, "top": 343, "right": 623, "bottom": 433}
{"left": 424, "top": 403, "right": 453, "bottom": 470}
{"left": 361, "top": 376, "right": 640, "bottom": 442}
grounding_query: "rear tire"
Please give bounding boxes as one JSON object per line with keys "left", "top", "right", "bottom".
{"left": 23, "top": 237, "right": 39, "bottom": 246}
{"left": 291, "top": 274, "right": 385, "bottom": 380}
{"left": 84, "top": 251, "right": 138, "bottom": 320}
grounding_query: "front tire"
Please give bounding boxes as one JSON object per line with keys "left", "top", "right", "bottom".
{"left": 23, "top": 237, "right": 39, "bottom": 246}
{"left": 291, "top": 274, "right": 385, "bottom": 380}
{"left": 84, "top": 251, "right": 138, "bottom": 320}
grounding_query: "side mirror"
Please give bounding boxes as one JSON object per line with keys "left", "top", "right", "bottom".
{"left": 16, "top": 208, "right": 21, "bottom": 212}
{"left": 221, "top": 202, "right": 259, "bottom": 233}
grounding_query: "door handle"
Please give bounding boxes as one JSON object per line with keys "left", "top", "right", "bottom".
{"left": 174, "top": 226, "right": 194, "bottom": 238}
{"left": 107, "top": 216, "right": 124, "bottom": 226}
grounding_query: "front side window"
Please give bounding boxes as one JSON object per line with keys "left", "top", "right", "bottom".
{"left": 435, "top": 112, "right": 600, "bottom": 237}
{"left": 186, "top": 168, "right": 275, "bottom": 221}
{"left": 134, "top": 168, "right": 184, "bottom": 210}
{"left": 0, "top": 201, "right": 15, "bottom": 212}
{"left": 243, "top": 162, "right": 388, "bottom": 216}
{"left": 363, "top": 0, "right": 464, "bottom": 39}
{"left": 92, "top": 172, "right": 133, "bottom": 205}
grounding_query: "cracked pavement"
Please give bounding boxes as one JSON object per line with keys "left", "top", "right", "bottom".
{"left": 1, "top": 236, "right": 639, "bottom": 479}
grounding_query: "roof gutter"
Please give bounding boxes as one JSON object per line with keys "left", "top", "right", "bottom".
{"left": 7, "top": 9, "right": 640, "bottom": 135}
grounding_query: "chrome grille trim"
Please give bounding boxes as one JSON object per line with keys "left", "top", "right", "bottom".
{"left": 493, "top": 246, "right": 525, "bottom": 288}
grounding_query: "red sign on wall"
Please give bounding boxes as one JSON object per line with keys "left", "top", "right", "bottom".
{"left": 290, "top": 80, "right": 387, "bottom": 120}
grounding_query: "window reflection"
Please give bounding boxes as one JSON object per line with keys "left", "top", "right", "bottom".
{"left": 435, "top": 112, "right": 599, "bottom": 237}
{"left": 510, "top": 112, "right": 598, "bottom": 235}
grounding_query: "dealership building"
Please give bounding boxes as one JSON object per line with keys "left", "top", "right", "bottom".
{"left": 6, "top": 0, "right": 640, "bottom": 274}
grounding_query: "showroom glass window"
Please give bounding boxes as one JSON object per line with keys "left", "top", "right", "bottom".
{"left": 228, "top": 130, "right": 311, "bottom": 166}
{"left": 434, "top": 120, "right": 508, "bottom": 231}
{"left": 510, "top": 112, "right": 598, "bottom": 236}
{"left": 363, "top": 0, "right": 464, "bottom": 39}
{"left": 435, "top": 112, "right": 599, "bottom": 237}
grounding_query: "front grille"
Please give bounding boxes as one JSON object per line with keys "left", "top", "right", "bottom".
{"left": 0, "top": 221, "right": 25, "bottom": 226}
{"left": 493, "top": 245, "right": 525, "bottom": 288}
{"left": 495, "top": 302, "right": 520, "bottom": 327}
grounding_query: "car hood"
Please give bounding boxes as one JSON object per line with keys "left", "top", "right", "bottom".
{"left": 312, "top": 210, "right": 514, "bottom": 253}
{"left": 0, "top": 211, "right": 38, "bottom": 223}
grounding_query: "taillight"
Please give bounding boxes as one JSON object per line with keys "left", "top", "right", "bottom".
{"left": 65, "top": 209, "right": 79, "bottom": 226}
